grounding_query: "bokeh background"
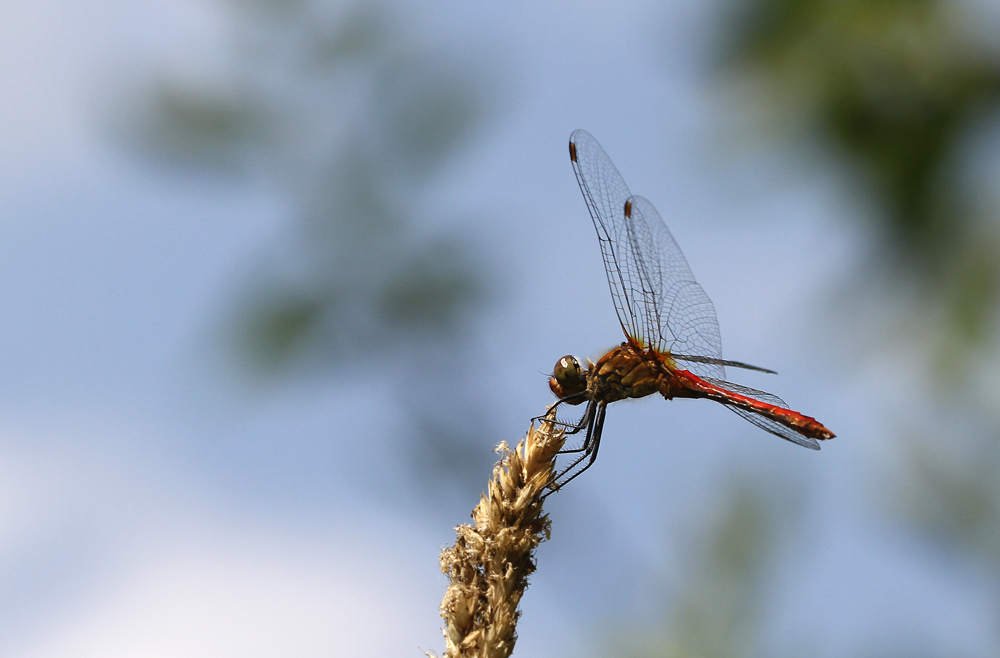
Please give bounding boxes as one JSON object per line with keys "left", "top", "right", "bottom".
{"left": 3, "top": 0, "right": 1000, "bottom": 655}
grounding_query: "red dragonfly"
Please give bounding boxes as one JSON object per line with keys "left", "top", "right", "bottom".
{"left": 546, "top": 130, "right": 834, "bottom": 490}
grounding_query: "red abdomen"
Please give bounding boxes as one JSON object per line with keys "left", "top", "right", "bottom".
{"left": 669, "top": 369, "right": 835, "bottom": 442}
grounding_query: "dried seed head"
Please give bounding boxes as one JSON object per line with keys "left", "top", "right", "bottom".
{"left": 434, "top": 412, "right": 565, "bottom": 658}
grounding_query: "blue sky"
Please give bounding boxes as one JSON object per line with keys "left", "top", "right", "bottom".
{"left": 0, "top": 0, "right": 993, "bottom": 656}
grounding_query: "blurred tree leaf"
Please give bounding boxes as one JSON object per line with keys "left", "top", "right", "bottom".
{"left": 895, "top": 426, "right": 1000, "bottom": 569}
{"left": 122, "top": 1, "right": 490, "bottom": 364}
{"left": 613, "top": 478, "right": 796, "bottom": 658}
{"left": 377, "top": 237, "right": 482, "bottom": 329}
{"left": 374, "top": 62, "right": 483, "bottom": 177}
{"left": 721, "top": 2, "right": 1000, "bottom": 648}
{"left": 124, "top": 78, "right": 270, "bottom": 174}
{"left": 240, "top": 288, "right": 331, "bottom": 371}
{"left": 307, "top": 5, "right": 387, "bottom": 62}
{"left": 117, "top": 0, "right": 499, "bottom": 495}
{"left": 725, "top": 0, "right": 1000, "bottom": 241}
{"left": 722, "top": 0, "right": 1000, "bottom": 350}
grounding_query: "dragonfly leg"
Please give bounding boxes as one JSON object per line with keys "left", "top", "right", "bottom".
{"left": 554, "top": 398, "right": 598, "bottom": 452}
{"left": 543, "top": 402, "right": 606, "bottom": 498}
{"left": 531, "top": 392, "right": 590, "bottom": 436}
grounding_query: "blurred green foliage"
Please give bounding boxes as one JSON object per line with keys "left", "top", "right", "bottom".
{"left": 722, "top": 0, "right": 1000, "bottom": 567}
{"left": 126, "top": 2, "right": 485, "bottom": 366}
{"left": 120, "top": 0, "right": 496, "bottom": 497}
{"left": 615, "top": 480, "right": 791, "bottom": 658}
{"left": 605, "top": 1, "right": 1000, "bottom": 655}
{"left": 724, "top": 0, "right": 1000, "bottom": 352}
{"left": 895, "top": 423, "right": 1000, "bottom": 576}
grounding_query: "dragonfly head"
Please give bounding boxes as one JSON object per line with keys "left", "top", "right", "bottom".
{"left": 549, "top": 355, "right": 587, "bottom": 402}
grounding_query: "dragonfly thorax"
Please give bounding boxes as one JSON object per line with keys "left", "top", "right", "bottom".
{"left": 590, "top": 343, "right": 673, "bottom": 403}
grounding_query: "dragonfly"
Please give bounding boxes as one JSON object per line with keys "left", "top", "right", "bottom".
{"left": 545, "top": 130, "right": 834, "bottom": 491}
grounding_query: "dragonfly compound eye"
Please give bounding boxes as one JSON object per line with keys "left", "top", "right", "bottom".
{"left": 550, "top": 355, "right": 586, "bottom": 399}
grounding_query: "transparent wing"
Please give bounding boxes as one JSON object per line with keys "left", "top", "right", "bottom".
{"left": 701, "top": 377, "right": 821, "bottom": 450}
{"left": 569, "top": 130, "right": 641, "bottom": 343}
{"left": 569, "top": 130, "right": 726, "bottom": 381}
{"left": 624, "top": 195, "right": 724, "bottom": 379}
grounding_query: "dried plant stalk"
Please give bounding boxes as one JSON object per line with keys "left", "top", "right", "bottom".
{"left": 436, "top": 411, "right": 566, "bottom": 658}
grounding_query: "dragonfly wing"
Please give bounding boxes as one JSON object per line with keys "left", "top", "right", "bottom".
{"left": 728, "top": 407, "right": 821, "bottom": 450}
{"left": 701, "top": 377, "right": 821, "bottom": 450}
{"left": 569, "top": 130, "right": 641, "bottom": 342}
{"left": 624, "top": 195, "right": 725, "bottom": 380}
